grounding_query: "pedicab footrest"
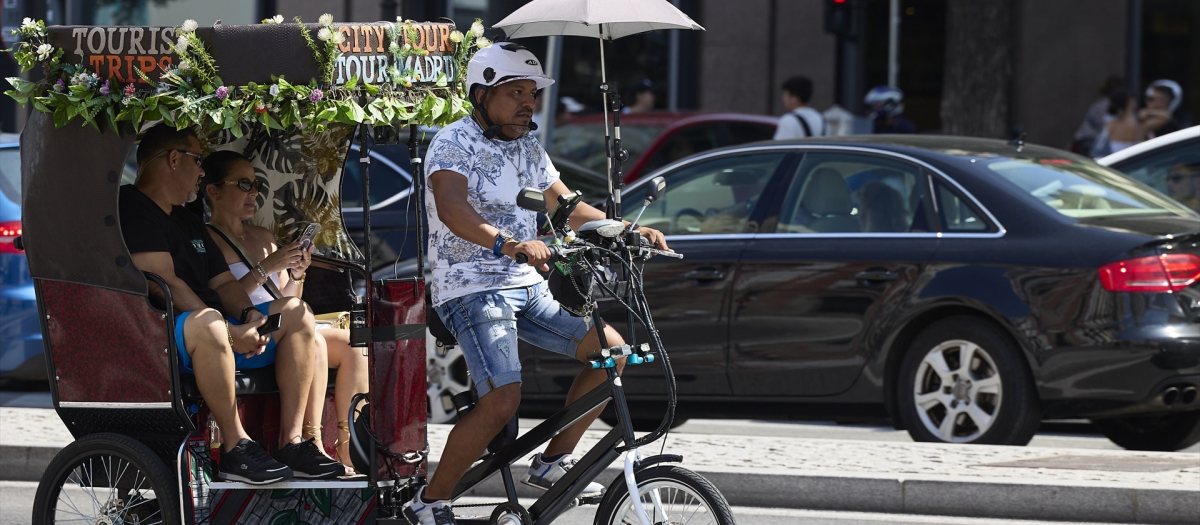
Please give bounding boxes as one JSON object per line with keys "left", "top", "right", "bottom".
{"left": 180, "top": 366, "right": 339, "bottom": 401}
{"left": 208, "top": 479, "right": 369, "bottom": 490}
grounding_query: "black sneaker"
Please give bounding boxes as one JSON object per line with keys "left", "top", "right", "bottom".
{"left": 273, "top": 438, "right": 344, "bottom": 479}
{"left": 219, "top": 439, "right": 293, "bottom": 484}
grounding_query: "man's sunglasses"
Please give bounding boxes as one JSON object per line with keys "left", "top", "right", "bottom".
{"left": 142, "top": 148, "right": 203, "bottom": 169}
{"left": 219, "top": 178, "right": 266, "bottom": 192}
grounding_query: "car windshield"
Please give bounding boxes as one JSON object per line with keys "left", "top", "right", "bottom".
{"left": 548, "top": 123, "right": 664, "bottom": 174}
{"left": 984, "top": 156, "right": 1195, "bottom": 218}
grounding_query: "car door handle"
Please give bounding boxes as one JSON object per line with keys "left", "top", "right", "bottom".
{"left": 683, "top": 269, "right": 726, "bottom": 281}
{"left": 854, "top": 270, "right": 899, "bottom": 282}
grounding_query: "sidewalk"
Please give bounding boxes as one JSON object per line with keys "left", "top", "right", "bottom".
{"left": 2, "top": 405, "right": 1197, "bottom": 524}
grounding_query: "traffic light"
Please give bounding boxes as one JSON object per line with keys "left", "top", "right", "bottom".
{"left": 824, "top": 0, "right": 853, "bottom": 37}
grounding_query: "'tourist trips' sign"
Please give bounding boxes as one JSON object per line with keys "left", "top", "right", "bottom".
{"left": 47, "top": 21, "right": 457, "bottom": 88}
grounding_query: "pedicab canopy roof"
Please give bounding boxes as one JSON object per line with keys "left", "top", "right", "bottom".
{"left": 6, "top": 17, "right": 484, "bottom": 295}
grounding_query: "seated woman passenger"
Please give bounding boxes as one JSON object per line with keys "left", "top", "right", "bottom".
{"left": 198, "top": 150, "right": 367, "bottom": 473}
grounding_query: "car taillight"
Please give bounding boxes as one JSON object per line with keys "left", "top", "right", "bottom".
{"left": 0, "top": 220, "right": 21, "bottom": 254}
{"left": 1099, "top": 254, "right": 1200, "bottom": 293}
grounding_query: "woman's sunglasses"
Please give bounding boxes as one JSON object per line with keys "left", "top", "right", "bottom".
{"left": 219, "top": 178, "right": 266, "bottom": 192}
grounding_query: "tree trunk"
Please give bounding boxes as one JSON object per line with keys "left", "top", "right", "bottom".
{"left": 941, "top": 0, "right": 1014, "bottom": 138}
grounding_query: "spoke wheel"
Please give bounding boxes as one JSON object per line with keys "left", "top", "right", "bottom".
{"left": 898, "top": 316, "right": 1041, "bottom": 446}
{"left": 33, "top": 432, "right": 179, "bottom": 525}
{"left": 427, "top": 337, "right": 473, "bottom": 424}
{"left": 594, "top": 466, "right": 734, "bottom": 525}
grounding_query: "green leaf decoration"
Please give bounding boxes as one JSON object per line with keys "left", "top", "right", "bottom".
{"left": 268, "top": 509, "right": 299, "bottom": 525}
{"left": 270, "top": 487, "right": 299, "bottom": 499}
{"left": 311, "top": 488, "right": 333, "bottom": 517}
{"left": 4, "top": 18, "right": 481, "bottom": 133}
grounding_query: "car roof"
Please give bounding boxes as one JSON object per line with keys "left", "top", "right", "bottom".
{"left": 756, "top": 134, "right": 1079, "bottom": 162}
{"left": 1096, "top": 125, "right": 1200, "bottom": 166}
{"left": 563, "top": 111, "right": 777, "bottom": 128}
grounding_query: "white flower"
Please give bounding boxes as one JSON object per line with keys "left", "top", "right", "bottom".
{"left": 319, "top": 13, "right": 333, "bottom": 27}
{"left": 470, "top": 21, "right": 484, "bottom": 38}
{"left": 331, "top": 31, "right": 345, "bottom": 45}
{"left": 36, "top": 43, "right": 52, "bottom": 61}
{"left": 389, "top": 42, "right": 400, "bottom": 53}
{"left": 272, "top": 14, "right": 284, "bottom": 24}
{"left": 269, "top": 84, "right": 280, "bottom": 96}
{"left": 449, "top": 31, "right": 463, "bottom": 43}
{"left": 178, "top": 59, "right": 192, "bottom": 72}
{"left": 317, "top": 27, "right": 332, "bottom": 42}
{"left": 181, "top": 19, "right": 198, "bottom": 33}
{"left": 475, "top": 37, "right": 492, "bottom": 48}
{"left": 175, "top": 35, "right": 189, "bottom": 52}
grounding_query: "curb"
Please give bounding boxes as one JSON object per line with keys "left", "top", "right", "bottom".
{"left": 5, "top": 445, "right": 1197, "bottom": 524}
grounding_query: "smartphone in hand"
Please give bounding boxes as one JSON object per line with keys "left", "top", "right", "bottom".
{"left": 296, "top": 223, "right": 321, "bottom": 251}
{"left": 257, "top": 313, "right": 283, "bottom": 335}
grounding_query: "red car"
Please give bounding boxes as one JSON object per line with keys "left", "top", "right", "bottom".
{"left": 548, "top": 111, "right": 778, "bottom": 185}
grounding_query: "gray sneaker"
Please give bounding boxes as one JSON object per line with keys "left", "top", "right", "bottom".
{"left": 522, "top": 453, "right": 604, "bottom": 496}
{"left": 403, "top": 486, "right": 457, "bottom": 525}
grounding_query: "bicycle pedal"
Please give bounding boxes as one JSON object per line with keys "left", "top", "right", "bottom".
{"left": 577, "top": 492, "right": 604, "bottom": 506}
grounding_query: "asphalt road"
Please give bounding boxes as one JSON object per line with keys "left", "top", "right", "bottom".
{"left": 0, "top": 482, "right": 1135, "bottom": 525}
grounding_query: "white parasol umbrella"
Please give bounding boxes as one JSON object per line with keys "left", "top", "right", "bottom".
{"left": 494, "top": 0, "right": 704, "bottom": 218}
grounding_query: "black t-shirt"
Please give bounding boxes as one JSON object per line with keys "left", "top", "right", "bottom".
{"left": 119, "top": 185, "right": 229, "bottom": 313}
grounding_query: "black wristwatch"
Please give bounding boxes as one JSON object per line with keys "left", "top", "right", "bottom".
{"left": 240, "top": 306, "right": 257, "bottom": 324}
{"left": 493, "top": 229, "right": 514, "bottom": 257}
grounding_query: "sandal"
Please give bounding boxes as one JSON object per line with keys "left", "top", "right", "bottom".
{"left": 334, "top": 419, "right": 358, "bottom": 475}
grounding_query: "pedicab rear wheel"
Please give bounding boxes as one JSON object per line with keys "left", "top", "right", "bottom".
{"left": 594, "top": 465, "right": 734, "bottom": 525}
{"left": 33, "top": 432, "right": 180, "bottom": 525}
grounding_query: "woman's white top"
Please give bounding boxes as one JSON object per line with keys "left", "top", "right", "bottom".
{"left": 228, "top": 261, "right": 281, "bottom": 305}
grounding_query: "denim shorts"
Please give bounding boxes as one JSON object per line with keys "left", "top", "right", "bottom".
{"left": 174, "top": 301, "right": 276, "bottom": 374}
{"left": 433, "top": 281, "right": 594, "bottom": 397}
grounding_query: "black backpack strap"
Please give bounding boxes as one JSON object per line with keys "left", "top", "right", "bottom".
{"left": 791, "top": 111, "right": 814, "bottom": 137}
{"left": 206, "top": 224, "right": 283, "bottom": 300}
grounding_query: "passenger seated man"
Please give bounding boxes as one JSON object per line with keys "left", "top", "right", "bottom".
{"left": 119, "top": 123, "right": 342, "bottom": 483}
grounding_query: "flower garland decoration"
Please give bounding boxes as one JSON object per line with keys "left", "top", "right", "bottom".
{"left": 4, "top": 16, "right": 477, "bottom": 134}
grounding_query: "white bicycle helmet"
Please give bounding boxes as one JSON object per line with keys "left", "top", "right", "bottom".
{"left": 466, "top": 42, "right": 554, "bottom": 102}
{"left": 1147, "top": 79, "right": 1183, "bottom": 113}
{"left": 864, "top": 85, "right": 904, "bottom": 117}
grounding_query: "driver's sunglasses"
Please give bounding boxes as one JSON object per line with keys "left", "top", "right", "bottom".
{"left": 143, "top": 148, "right": 203, "bottom": 168}
{"left": 219, "top": 178, "right": 266, "bottom": 193}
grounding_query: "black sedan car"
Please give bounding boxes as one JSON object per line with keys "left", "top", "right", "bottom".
{"left": 518, "top": 135, "right": 1200, "bottom": 451}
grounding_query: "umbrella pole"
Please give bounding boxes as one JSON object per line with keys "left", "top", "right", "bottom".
{"left": 599, "top": 27, "right": 625, "bottom": 220}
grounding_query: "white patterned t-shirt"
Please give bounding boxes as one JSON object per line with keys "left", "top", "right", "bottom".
{"left": 424, "top": 117, "right": 560, "bottom": 306}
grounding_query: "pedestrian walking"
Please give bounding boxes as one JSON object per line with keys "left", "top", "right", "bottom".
{"left": 774, "top": 76, "right": 828, "bottom": 140}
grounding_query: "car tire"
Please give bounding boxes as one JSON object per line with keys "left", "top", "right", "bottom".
{"left": 427, "top": 337, "right": 472, "bottom": 424}
{"left": 1093, "top": 411, "right": 1200, "bottom": 451}
{"left": 897, "top": 316, "right": 1042, "bottom": 446}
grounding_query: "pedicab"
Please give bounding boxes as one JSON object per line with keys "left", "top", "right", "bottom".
{"left": 7, "top": 14, "right": 733, "bottom": 525}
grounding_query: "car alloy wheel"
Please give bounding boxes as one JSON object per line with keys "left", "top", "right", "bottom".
{"left": 912, "top": 339, "right": 1003, "bottom": 442}
{"left": 427, "top": 337, "right": 472, "bottom": 424}
{"left": 898, "top": 316, "right": 1042, "bottom": 446}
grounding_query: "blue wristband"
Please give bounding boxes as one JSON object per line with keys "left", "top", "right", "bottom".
{"left": 493, "top": 234, "right": 508, "bottom": 257}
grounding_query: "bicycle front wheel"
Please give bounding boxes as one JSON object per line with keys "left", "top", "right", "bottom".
{"left": 594, "top": 465, "right": 735, "bottom": 525}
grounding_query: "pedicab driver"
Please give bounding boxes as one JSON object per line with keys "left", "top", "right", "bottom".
{"left": 119, "top": 124, "right": 344, "bottom": 483}
{"left": 404, "top": 43, "right": 669, "bottom": 525}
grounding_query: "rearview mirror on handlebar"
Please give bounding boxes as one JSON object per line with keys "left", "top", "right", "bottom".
{"left": 516, "top": 187, "right": 548, "bottom": 214}
{"left": 645, "top": 176, "right": 666, "bottom": 205}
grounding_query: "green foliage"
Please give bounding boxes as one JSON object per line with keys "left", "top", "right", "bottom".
{"left": 4, "top": 17, "right": 475, "bottom": 134}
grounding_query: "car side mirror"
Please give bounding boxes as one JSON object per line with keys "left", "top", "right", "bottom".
{"left": 516, "top": 187, "right": 548, "bottom": 214}
{"left": 645, "top": 176, "right": 666, "bottom": 205}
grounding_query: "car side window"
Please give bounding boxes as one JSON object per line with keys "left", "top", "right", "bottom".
{"left": 1113, "top": 140, "right": 1200, "bottom": 212}
{"left": 341, "top": 148, "right": 413, "bottom": 208}
{"left": 776, "top": 153, "right": 921, "bottom": 234}
{"left": 628, "top": 152, "right": 786, "bottom": 236}
{"left": 935, "top": 180, "right": 989, "bottom": 232}
{"left": 640, "top": 125, "right": 723, "bottom": 175}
